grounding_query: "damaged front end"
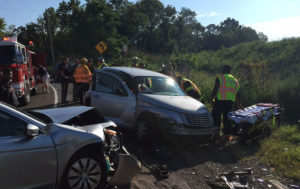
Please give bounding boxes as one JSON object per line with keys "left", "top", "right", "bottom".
{"left": 103, "top": 128, "right": 141, "bottom": 186}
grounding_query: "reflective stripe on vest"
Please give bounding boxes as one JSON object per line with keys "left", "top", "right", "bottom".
{"left": 74, "top": 64, "right": 92, "bottom": 83}
{"left": 217, "top": 74, "right": 239, "bottom": 102}
{"left": 180, "top": 78, "right": 202, "bottom": 99}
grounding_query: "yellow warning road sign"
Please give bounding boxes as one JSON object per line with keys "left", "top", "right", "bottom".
{"left": 95, "top": 41, "right": 107, "bottom": 54}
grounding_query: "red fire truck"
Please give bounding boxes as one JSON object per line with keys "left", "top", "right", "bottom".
{"left": 0, "top": 37, "right": 45, "bottom": 105}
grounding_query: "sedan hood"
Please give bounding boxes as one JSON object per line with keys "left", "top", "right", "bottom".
{"left": 32, "top": 106, "right": 94, "bottom": 124}
{"left": 77, "top": 121, "right": 117, "bottom": 140}
{"left": 138, "top": 94, "right": 206, "bottom": 113}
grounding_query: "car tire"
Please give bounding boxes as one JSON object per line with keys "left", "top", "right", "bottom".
{"left": 21, "top": 83, "right": 30, "bottom": 105}
{"left": 135, "top": 115, "right": 153, "bottom": 143}
{"left": 31, "top": 86, "right": 37, "bottom": 96}
{"left": 60, "top": 152, "right": 107, "bottom": 189}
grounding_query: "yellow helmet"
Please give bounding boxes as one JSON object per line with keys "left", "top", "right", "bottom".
{"left": 80, "top": 58, "right": 88, "bottom": 64}
{"left": 132, "top": 56, "right": 139, "bottom": 61}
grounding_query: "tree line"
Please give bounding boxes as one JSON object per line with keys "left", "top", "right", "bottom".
{"left": 1, "top": 0, "right": 267, "bottom": 63}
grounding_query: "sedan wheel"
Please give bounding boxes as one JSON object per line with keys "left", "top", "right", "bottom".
{"left": 68, "top": 158, "right": 101, "bottom": 189}
{"left": 61, "top": 153, "right": 107, "bottom": 189}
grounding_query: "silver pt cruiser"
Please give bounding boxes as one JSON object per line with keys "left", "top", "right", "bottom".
{"left": 0, "top": 102, "right": 140, "bottom": 189}
{"left": 90, "top": 67, "right": 218, "bottom": 141}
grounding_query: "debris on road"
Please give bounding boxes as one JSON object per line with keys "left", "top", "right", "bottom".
{"left": 268, "top": 180, "right": 289, "bottom": 189}
{"left": 208, "top": 169, "right": 253, "bottom": 189}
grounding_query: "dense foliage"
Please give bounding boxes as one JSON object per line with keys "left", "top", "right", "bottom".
{"left": 1, "top": 0, "right": 265, "bottom": 61}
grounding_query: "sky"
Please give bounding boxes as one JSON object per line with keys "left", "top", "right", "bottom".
{"left": 0, "top": 0, "right": 300, "bottom": 41}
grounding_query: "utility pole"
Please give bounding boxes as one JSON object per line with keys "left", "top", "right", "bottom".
{"left": 46, "top": 11, "right": 55, "bottom": 65}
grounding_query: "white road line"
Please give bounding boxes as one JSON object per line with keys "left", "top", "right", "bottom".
{"left": 49, "top": 84, "right": 58, "bottom": 105}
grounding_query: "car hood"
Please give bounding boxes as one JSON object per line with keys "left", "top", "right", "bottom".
{"left": 33, "top": 106, "right": 117, "bottom": 140}
{"left": 138, "top": 94, "right": 206, "bottom": 113}
{"left": 32, "top": 106, "right": 94, "bottom": 123}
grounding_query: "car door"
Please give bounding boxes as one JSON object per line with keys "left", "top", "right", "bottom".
{"left": 91, "top": 72, "right": 136, "bottom": 128}
{"left": 0, "top": 110, "right": 57, "bottom": 189}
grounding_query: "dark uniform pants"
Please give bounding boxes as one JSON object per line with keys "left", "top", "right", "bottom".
{"left": 76, "top": 83, "right": 89, "bottom": 105}
{"left": 73, "top": 81, "right": 78, "bottom": 102}
{"left": 61, "top": 80, "right": 69, "bottom": 103}
{"left": 212, "top": 99, "right": 234, "bottom": 134}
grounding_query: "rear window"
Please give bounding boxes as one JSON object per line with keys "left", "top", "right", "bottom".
{"left": 63, "top": 109, "right": 106, "bottom": 126}
{"left": 0, "top": 46, "right": 16, "bottom": 65}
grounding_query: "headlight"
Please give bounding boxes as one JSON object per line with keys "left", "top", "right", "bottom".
{"left": 104, "top": 129, "right": 117, "bottom": 136}
{"left": 104, "top": 129, "right": 119, "bottom": 148}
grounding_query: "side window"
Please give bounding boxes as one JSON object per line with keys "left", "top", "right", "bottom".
{"left": 95, "top": 73, "right": 117, "bottom": 94}
{"left": 21, "top": 48, "right": 26, "bottom": 62}
{"left": 114, "top": 82, "right": 128, "bottom": 96}
{"left": 0, "top": 111, "right": 26, "bottom": 137}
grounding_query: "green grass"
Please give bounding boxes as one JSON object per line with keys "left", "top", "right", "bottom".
{"left": 258, "top": 124, "right": 300, "bottom": 181}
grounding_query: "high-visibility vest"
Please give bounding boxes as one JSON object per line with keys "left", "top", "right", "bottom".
{"left": 180, "top": 78, "right": 202, "bottom": 101}
{"left": 73, "top": 64, "right": 92, "bottom": 83}
{"left": 217, "top": 74, "right": 239, "bottom": 102}
{"left": 97, "top": 63, "right": 108, "bottom": 70}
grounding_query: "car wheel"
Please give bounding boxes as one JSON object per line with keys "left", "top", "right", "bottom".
{"left": 21, "top": 84, "right": 30, "bottom": 105}
{"left": 136, "top": 116, "right": 152, "bottom": 143}
{"left": 31, "top": 86, "right": 37, "bottom": 96}
{"left": 61, "top": 152, "right": 107, "bottom": 189}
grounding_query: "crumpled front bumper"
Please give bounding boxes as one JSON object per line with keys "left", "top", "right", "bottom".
{"left": 108, "top": 146, "right": 141, "bottom": 185}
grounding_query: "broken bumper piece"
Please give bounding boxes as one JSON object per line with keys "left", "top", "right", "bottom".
{"left": 108, "top": 146, "right": 141, "bottom": 186}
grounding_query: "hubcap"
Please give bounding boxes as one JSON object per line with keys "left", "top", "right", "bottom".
{"left": 68, "top": 158, "right": 101, "bottom": 189}
{"left": 137, "top": 120, "right": 147, "bottom": 141}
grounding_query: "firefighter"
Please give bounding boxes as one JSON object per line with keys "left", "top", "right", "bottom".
{"left": 177, "top": 75, "right": 204, "bottom": 103}
{"left": 71, "top": 58, "right": 80, "bottom": 102}
{"left": 73, "top": 58, "right": 92, "bottom": 105}
{"left": 211, "top": 65, "right": 241, "bottom": 135}
{"left": 58, "top": 57, "right": 71, "bottom": 103}
{"left": 97, "top": 57, "right": 108, "bottom": 70}
{"left": 139, "top": 62, "right": 146, "bottom": 69}
{"left": 160, "top": 62, "right": 176, "bottom": 79}
{"left": 131, "top": 56, "right": 139, "bottom": 67}
{"left": 0, "top": 68, "right": 18, "bottom": 106}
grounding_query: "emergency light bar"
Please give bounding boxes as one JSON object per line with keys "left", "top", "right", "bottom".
{"left": 2, "top": 37, "right": 17, "bottom": 42}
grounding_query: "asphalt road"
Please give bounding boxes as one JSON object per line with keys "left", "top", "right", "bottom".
{"left": 20, "top": 82, "right": 74, "bottom": 110}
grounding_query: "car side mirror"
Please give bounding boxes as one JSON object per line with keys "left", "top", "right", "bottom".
{"left": 16, "top": 52, "right": 24, "bottom": 64}
{"left": 26, "top": 124, "right": 39, "bottom": 137}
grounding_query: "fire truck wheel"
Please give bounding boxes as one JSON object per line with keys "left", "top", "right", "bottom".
{"left": 21, "top": 84, "right": 31, "bottom": 105}
{"left": 31, "top": 87, "right": 37, "bottom": 96}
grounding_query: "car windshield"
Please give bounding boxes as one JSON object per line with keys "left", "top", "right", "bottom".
{"left": 135, "top": 76, "right": 185, "bottom": 96}
{"left": 0, "top": 46, "right": 16, "bottom": 65}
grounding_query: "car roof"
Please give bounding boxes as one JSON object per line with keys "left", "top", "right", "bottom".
{"left": 100, "top": 67, "right": 168, "bottom": 78}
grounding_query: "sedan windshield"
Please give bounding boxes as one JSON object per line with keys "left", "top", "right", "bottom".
{"left": 135, "top": 76, "right": 185, "bottom": 96}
